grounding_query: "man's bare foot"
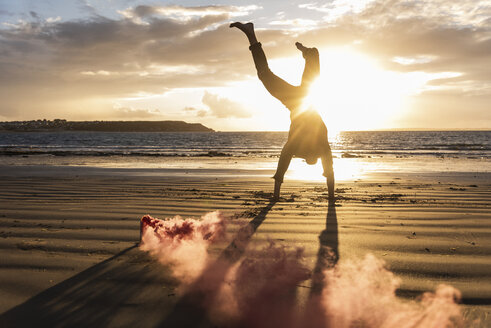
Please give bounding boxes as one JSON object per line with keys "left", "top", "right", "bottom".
{"left": 230, "top": 22, "right": 257, "bottom": 45}
{"left": 295, "top": 42, "right": 308, "bottom": 53}
{"left": 296, "top": 42, "right": 319, "bottom": 59}
{"left": 230, "top": 22, "right": 254, "bottom": 35}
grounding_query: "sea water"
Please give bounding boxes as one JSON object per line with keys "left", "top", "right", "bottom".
{"left": 1, "top": 131, "right": 489, "bottom": 159}
{"left": 0, "top": 131, "right": 489, "bottom": 179}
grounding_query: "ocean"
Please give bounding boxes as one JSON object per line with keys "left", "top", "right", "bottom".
{"left": 1, "top": 130, "right": 489, "bottom": 159}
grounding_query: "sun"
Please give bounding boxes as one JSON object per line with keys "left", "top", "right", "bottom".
{"left": 303, "top": 47, "right": 409, "bottom": 133}
{"left": 267, "top": 46, "right": 434, "bottom": 133}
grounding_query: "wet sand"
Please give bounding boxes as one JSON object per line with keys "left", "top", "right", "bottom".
{"left": 0, "top": 165, "right": 489, "bottom": 327}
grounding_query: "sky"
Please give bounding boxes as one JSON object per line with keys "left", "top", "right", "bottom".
{"left": 0, "top": 0, "right": 490, "bottom": 131}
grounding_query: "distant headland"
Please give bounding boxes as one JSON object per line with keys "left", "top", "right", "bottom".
{"left": 0, "top": 119, "right": 214, "bottom": 132}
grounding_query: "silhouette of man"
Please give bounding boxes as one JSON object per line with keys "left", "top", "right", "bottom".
{"left": 230, "top": 22, "right": 335, "bottom": 201}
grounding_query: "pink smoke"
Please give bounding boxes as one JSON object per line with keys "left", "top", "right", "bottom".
{"left": 139, "top": 212, "right": 465, "bottom": 328}
{"left": 212, "top": 242, "right": 311, "bottom": 328}
{"left": 139, "top": 211, "right": 226, "bottom": 281}
{"left": 322, "top": 254, "right": 463, "bottom": 328}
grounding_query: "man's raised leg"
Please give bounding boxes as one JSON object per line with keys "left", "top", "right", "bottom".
{"left": 231, "top": 22, "right": 298, "bottom": 109}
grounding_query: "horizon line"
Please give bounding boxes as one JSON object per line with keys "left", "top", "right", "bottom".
{"left": 217, "top": 128, "right": 491, "bottom": 132}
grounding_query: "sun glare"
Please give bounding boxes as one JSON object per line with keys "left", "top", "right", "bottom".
{"left": 269, "top": 47, "right": 440, "bottom": 133}
{"left": 306, "top": 48, "right": 410, "bottom": 132}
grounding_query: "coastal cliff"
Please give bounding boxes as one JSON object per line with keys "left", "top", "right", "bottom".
{"left": 0, "top": 119, "right": 214, "bottom": 132}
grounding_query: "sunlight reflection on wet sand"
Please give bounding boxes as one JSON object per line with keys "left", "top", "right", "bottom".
{"left": 0, "top": 155, "right": 487, "bottom": 182}
{"left": 286, "top": 158, "right": 372, "bottom": 182}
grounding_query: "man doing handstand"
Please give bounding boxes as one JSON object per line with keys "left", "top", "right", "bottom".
{"left": 230, "top": 22, "right": 335, "bottom": 201}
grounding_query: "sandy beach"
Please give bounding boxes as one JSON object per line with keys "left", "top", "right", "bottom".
{"left": 0, "top": 163, "right": 490, "bottom": 327}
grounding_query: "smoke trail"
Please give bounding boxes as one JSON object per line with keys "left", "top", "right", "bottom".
{"left": 212, "top": 241, "right": 311, "bottom": 328}
{"left": 322, "top": 254, "right": 463, "bottom": 328}
{"left": 139, "top": 211, "right": 226, "bottom": 281}
{"left": 139, "top": 213, "right": 465, "bottom": 328}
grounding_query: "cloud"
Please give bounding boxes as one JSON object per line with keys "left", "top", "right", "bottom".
{"left": 0, "top": 10, "right": 15, "bottom": 17}
{"left": 119, "top": 4, "right": 261, "bottom": 21}
{"left": 299, "top": 0, "right": 378, "bottom": 22}
{"left": 202, "top": 91, "right": 251, "bottom": 118}
{"left": 346, "top": 2, "right": 491, "bottom": 96}
{"left": 76, "top": 0, "right": 98, "bottom": 16}
{"left": 0, "top": 7, "right": 257, "bottom": 119}
{"left": 29, "top": 11, "right": 39, "bottom": 19}
{"left": 0, "top": 7, "right": 263, "bottom": 85}
{"left": 184, "top": 106, "right": 209, "bottom": 117}
{"left": 197, "top": 109, "right": 208, "bottom": 117}
{"left": 0, "top": 3, "right": 293, "bottom": 121}
{"left": 279, "top": 1, "right": 490, "bottom": 109}
{"left": 269, "top": 18, "right": 319, "bottom": 29}
{"left": 111, "top": 107, "right": 163, "bottom": 119}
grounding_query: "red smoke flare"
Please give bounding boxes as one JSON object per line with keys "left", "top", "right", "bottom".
{"left": 139, "top": 212, "right": 465, "bottom": 328}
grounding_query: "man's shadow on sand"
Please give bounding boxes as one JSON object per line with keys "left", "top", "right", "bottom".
{"left": 0, "top": 244, "right": 181, "bottom": 328}
{"left": 311, "top": 203, "right": 338, "bottom": 295}
{"left": 0, "top": 201, "right": 338, "bottom": 328}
